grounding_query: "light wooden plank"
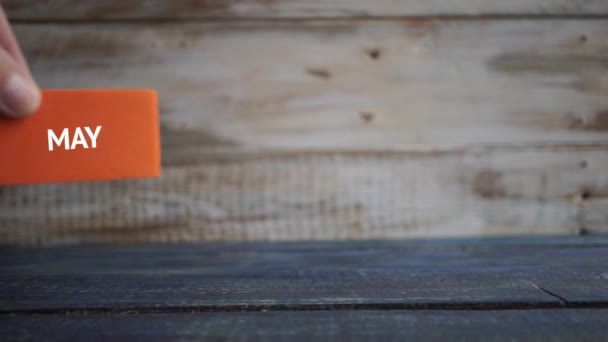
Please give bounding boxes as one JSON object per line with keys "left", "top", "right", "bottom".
{"left": 3, "top": 19, "right": 607, "bottom": 244}
{"left": 13, "top": 20, "right": 608, "bottom": 148}
{"left": 0, "top": 147, "right": 606, "bottom": 245}
{"left": 2, "top": 310, "right": 608, "bottom": 341}
{"left": 4, "top": 0, "right": 608, "bottom": 20}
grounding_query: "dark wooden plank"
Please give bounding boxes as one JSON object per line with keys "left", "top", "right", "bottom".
{"left": 2, "top": 310, "right": 608, "bottom": 341}
{"left": 1, "top": 237, "right": 608, "bottom": 312}
{"left": 533, "top": 271, "right": 608, "bottom": 303}
{"left": 1, "top": 236, "right": 608, "bottom": 274}
{"left": 0, "top": 270, "right": 559, "bottom": 311}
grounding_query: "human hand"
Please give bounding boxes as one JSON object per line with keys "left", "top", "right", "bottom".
{"left": 0, "top": 5, "right": 40, "bottom": 118}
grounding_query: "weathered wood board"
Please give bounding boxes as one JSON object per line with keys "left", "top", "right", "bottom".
{"left": 13, "top": 20, "right": 608, "bottom": 149}
{"left": 3, "top": 310, "right": 608, "bottom": 341}
{"left": 1, "top": 238, "right": 608, "bottom": 340}
{"left": 0, "top": 237, "right": 608, "bottom": 341}
{"left": 5, "top": 0, "right": 608, "bottom": 20}
{"left": 1, "top": 13, "right": 607, "bottom": 244}
{"left": 0, "top": 20, "right": 608, "bottom": 244}
{"left": 1, "top": 146, "right": 607, "bottom": 245}
{"left": 1, "top": 237, "right": 608, "bottom": 311}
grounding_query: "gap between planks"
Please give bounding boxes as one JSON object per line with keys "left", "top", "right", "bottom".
{"left": 8, "top": 15, "right": 608, "bottom": 25}
{"left": 5, "top": 0, "right": 608, "bottom": 21}
{"left": 4, "top": 301, "right": 608, "bottom": 316}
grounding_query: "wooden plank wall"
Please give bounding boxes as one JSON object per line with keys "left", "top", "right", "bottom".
{"left": 1, "top": 1, "right": 607, "bottom": 245}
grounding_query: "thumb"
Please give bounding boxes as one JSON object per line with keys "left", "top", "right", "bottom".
{"left": 0, "top": 48, "right": 40, "bottom": 118}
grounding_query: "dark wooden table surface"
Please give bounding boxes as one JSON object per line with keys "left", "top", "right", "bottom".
{"left": 1, "top": 236, "right": 608, "bottom": 341}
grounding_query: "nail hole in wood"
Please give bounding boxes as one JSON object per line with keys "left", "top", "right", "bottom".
{"left": 306, "top": 68, "right": 332, "bottom": 80}
{"left": 579, "top": 35, "right": 588, "bottom": 43}
{"left": 360, "top": 111, "right": 375, "bottom": 123}
{"left": 570, "top": 116, "right": 585, "bottom": 128}
{"left": 367, "top": 48, "right": 381, "bottom": 60}
{"left": 581, "top": 190, "right": 591, "bottom": 200}
{"left": 579, "top": 160, "right": 588, "bottom": 168}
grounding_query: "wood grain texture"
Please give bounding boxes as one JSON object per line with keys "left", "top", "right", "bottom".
{"left": 1, "top": 238, "right": 608, "bottom": 312}
{"left": 4, "top": 0, "right": 608, "bottom": 20}
{"left": 2, "top": 238, "right": 607, "bottom": 340}
{"left": 1, "top": 19, "right": 607, "bottom": 244}
{"left": 1, "top": 146, "right": 607, "bottom": 245}
{"left": 14, "top": 20, "right": 608, "bottom": 149}
{"left": 3, "top": 310, "right": 608, "bottom": 341}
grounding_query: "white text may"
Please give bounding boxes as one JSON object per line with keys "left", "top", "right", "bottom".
{"left": 47, "top": 126, "right": 102, "bottom": 151}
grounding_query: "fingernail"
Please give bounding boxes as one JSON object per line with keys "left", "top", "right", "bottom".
{"left": 0, "top": 73, "right": 41, "bottom": 117}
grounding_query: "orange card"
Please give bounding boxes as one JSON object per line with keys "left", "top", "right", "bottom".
{"left": 0, "top": 89, "right": 160, "bottom": 185}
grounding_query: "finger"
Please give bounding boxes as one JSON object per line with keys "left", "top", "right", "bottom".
{"left": 0, "top": 5, "right": 30, "bottom": 77}
{"left": 0, "top": 48, "right": 40, "bottom": 118}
